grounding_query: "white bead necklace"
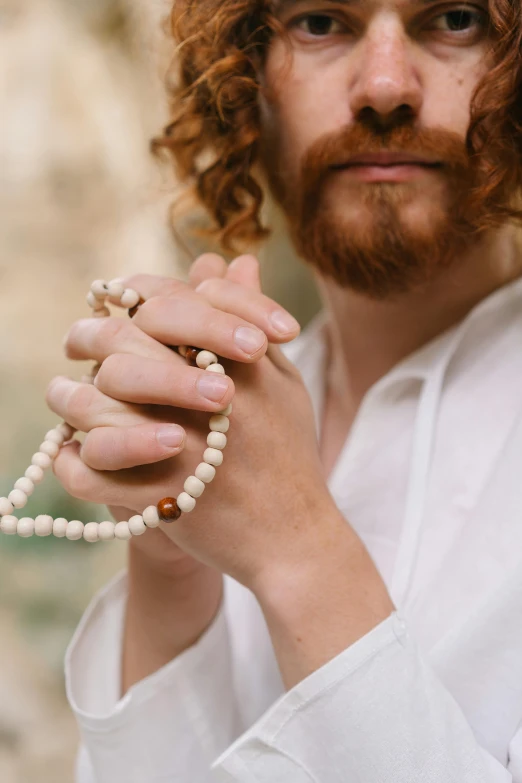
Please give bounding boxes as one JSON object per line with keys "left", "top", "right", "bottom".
{"left": 0, "top": 279, "right": 231, "bottom": 543}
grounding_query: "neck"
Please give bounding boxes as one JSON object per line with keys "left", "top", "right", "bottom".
{"left": 316, "top": 223, "right": 522, "bottom": 411}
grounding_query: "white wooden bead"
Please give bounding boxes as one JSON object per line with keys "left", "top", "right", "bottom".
{"left": 31, "top": 452, "right": 52, "bottom": 469}
{"left": 39, "top": 441, "right": 60, "bottom": 458}
{"left": 128, "top": 515, "right": 147, "bottom": 536}
{"left": 34, "top": 515, "right": 53, "bottom": 537}
{"left": 25, "top": 465, "right": 44, "bottom": 484}
{"left": 53, "top": 518, "right": 68, "bottom": 538}
{"left": 195, "top": 462, "right": 216, "bottom": 484}
{"left": 45, "top": 429, "right": 65, "bottom": 445}
{"left": 58, "top": 423, "right": 75, "bottom": 440}
{"left": 0, "top": 497, "right": 14, "bottom": 516}
{"left": 219, "top": 403, "right": 233, "bottom": 416}
{"left": 107, "top": 278, "right": 125, "bottom": 298}
{"left": 143, "top": 506, "right": 160, "bottom": 528}
{"left": 203, "top": 448, "right": 224, "bottom": 467}
{"left": 184, "top": 476, "right": 205, "bottom": 499}
{"left": 8, "top": 489, "right": 28, "bottom": 509}
{"left": 83, "top": 522, "right": 99, "bottom": 543}
{"left": 120, "top": 289, "right": 140, "bottom": 308}
{"left": 178, "top": 345, "right": 188, "bottom": 358}
{"left": 87, "top": 291, "right": 107, "bottom": 310}
{"left": 114, "top": 521, "right": 132, "bottom": 541}
{"left": 177, "top": 492, "right": 196, "bottom": 513}
{"left": 14, "top": 478, "right": 35, "bottom": 496}
{"left": 209, "top": 415, "right": 230, "bottom": 433}
{"left": 196, "top": 350, "right": 219, "bottom": 369}
{"left": 17, "top": 517, "right": 35, "bottom": 538}
{"left": 98, "top": 521, "right": 116, "bottom": 541}
{"left": 206, "top": 363, "right": 225, "bottom": 375}
{"left": 1, "top": 516, "right": 18, "bottom": 535}
{"left": 66, "top": 520, "right": 85, "bottom": 541}
{"left": 207, "top": 432, "right": 227, "bottom": 450}
{"left": 90, "top": 280, "right": 108, "bottom": 298}
{"left": 93, "top": 307, "right": 111, "bottom": 318}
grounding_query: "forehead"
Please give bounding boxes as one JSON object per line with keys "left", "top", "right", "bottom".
{"left": 273, "top": 0, "right": 472, "bottom": 11}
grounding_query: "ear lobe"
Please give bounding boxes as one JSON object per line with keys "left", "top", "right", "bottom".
{"left": 188, "top": 253, "right": 228, "bottom": 288}
{"left": 226, "top": 255, "right": 262, "bottom": 292}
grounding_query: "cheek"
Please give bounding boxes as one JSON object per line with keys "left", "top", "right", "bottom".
{"left": 263, "top": 46, "right": 350, "bottom": 176}
{"left": 422, "top": 60, "right": 486, "bottom": 137}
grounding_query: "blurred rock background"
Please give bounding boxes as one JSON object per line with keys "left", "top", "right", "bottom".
{"left": 0, "top": 0, "right": 319, "bottom": 779}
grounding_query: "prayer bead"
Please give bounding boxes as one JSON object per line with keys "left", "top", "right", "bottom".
{"left": 209, "top": 415, "right": 230, "bottom": 433}
{"left": 17, "top": 518, "right": 35, "bottom": 538}
{"left": 0, "top": 497, "right": 14, "bottom": 516}
{"left": 184, "top": 476, "right": 205, "bottom": 499}
{"left": 114, "top": 521, "right": 132, "bottom": 540}
{"left": 39, "top": 441, "right": 60, "bottom": 458}
{"left": 1, "top": 516, "right": 18, "bottom": 535}
{"left": 53, "top": 518, "right": 68, "bottom": 538}
{"left": 206, "top": 363, "right": 225, "bottom": 375}
{"left": 83, "top": 522, "right": 99, "bottom": 543}
{"left": 120, "top": 289, "right": 141, "bottom": 308}
{"left": 207, "top": 432, "right": 227, "bottom": 450}
{"left": 177, "top": 492, "right": 196, "bottom": 513}
{"left": 107, "top": 278, "right": 125, "bottom": 298}
{"left": 186, "top": 347, "right": 199, "bottom": 367}
{"left": 98, "top": 521, "right": 116, "bottom": 541}
{"left": 34, "top": 515, "right": 53, "bottom": 536}
{"left": 157, "top": 497, "right": 182, "bottom": 522}
{"left": 196, "top": 351, "right": 219, "bottom": 369}
{"left": 195, "top": 462, "right": 216, "bottom": 483}
{"left": 128, "top": 515, "right": 147, "bottom": 536}
{"left": 66, "top": 520, "right": 85, "bottom": 541}
{"left": 204, "top": 448, "right": 224, "bottom": 467}
{"left": 143, "top": 506, "right": 160, "bottom": 528}
{"left": 31, "top": 452, "right": 52, "bottom": 469}
{"left": 9, "top": 489, "right": 28, "bottom": 509}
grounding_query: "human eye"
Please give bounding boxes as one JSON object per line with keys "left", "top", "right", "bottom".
{"left": 429, "top": 6, "right": 488, "bottom": 35}
{"left": 290, "top": 13, "right": 346, "bottom": 37}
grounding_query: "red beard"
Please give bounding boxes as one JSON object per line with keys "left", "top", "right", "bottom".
{"left": 260, "top": 121, "right": 496, "bottom": 299}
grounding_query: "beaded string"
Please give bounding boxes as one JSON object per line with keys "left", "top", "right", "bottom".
{"left": 0, "top": 279, "right": 231, "bottom": 543}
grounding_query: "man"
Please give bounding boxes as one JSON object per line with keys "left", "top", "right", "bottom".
{"left": 46, "top": 0, "right": 522, "bottom": 779}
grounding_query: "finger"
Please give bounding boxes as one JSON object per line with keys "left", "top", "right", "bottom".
{"left": 46, "top": 376, "right": 147, "bottom": 431}
{"left": 188, "top": 253, "right": 228, "bottom": 288}
{"left": 53, "top": 440, "right": 183, "bottom": 508}
{"left": 195, "top": 278, "right": 301, "bottom": 343}
{"left": 64, "top": 316, "right": 183, "bottom": 364}
{"left": 226, "top": 255, "right": 262, "bottom": 292}
{"left": 81, "top": 422, "right": 186, "bottom": 470}
{"left": 133, "top": 297, "right": 268, "bottom": 361}
{"left": 95, "top": 353, "right": 235, "bottom": 411}
{"left": 123, "top": 273, "right": 202, "bottom": 303}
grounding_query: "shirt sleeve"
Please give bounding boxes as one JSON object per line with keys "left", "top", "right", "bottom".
{"left": 211, "top": 612, "right": 519, "bottom": 783}
{"left": 65, "top": 570, "right": 242, "bottom": 783}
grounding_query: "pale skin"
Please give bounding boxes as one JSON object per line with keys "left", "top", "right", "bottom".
{"left": 47, "top": 0, "right": 521, "bottom": 694}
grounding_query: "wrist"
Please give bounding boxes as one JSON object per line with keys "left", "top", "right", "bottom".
{"left": 122, "top": 544, "right": 223, "bottom": 694}
{"left": 253, "top": 521, "right": 394, "bottom": 689}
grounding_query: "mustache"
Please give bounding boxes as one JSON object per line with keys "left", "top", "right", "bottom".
{"left": 300, "top": 123, "right": 474, "bottom": 195}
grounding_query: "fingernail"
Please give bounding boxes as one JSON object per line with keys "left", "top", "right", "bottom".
{"left": 269, "top": 310, "right": 300, "bottom": 335}
{"left": 234, "top": 326, "right": 266, "bottom": 356}
{"left": 156, "top": 425, "right": 185, "bottom": 449}
{"left": 197, "top": 374, "right": 230, "bottom": 402}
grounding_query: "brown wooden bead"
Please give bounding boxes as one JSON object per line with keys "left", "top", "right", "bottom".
{"left": 157, "top": 497, "right": 182, "bottom": 523}
{"left": 128, "top": 298, "right": 145, "bottom": 319}
{"left": 186, "top": 347, "right": 200, "bottom": 367}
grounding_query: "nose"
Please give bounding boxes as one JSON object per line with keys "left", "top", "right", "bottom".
{"left": 349, "top": 15, "right": 423, "bottom": 126}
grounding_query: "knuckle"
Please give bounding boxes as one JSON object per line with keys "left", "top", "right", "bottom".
{"left": 67, "top": 384, "right": 95, "bottom": 421}
{"left": 91, "top": 317, "right": 127, "bottom": 355}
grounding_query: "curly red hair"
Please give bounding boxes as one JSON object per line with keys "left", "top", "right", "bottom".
{"left": 152, "top": 0, "right": 522, "bottom": 253}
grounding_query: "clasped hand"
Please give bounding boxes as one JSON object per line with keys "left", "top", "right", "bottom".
{"left": 46, "top": 254, "right": 345, "bottom": 591}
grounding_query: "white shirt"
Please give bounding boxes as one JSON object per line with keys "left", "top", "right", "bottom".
{"left": 67, "top": 276, "right": 522, "bottom": 782}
